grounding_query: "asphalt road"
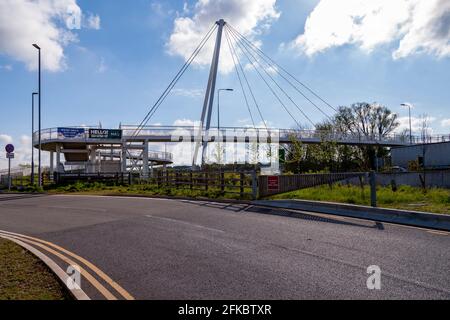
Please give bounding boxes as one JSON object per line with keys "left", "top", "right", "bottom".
{"left": 0, "top": 193, "right": 449, "bottom": 299}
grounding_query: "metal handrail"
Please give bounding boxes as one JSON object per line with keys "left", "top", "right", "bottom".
{"left": 33, "top": 125, "right": 450, "bottom": 145}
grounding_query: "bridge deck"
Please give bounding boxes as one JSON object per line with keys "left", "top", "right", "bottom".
{"left": 33, "top": 125, "right": 449, "bottom": 150}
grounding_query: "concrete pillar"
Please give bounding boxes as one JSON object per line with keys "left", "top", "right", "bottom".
{"left": 89, "top": 146, "right": 97, "bottom": 173}
{"left": 56, "top": 144, "right": 61, "bottom": 173}
{"left": 143, "top": 140, "right": 149, "bottom": 179}
{"left": 121, "top": 144, "right": 127, "bottom": 173}
{"left": 49, "top": 151, "right": 54, "bottom": 178}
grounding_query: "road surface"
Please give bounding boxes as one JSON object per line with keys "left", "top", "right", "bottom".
{"left": 0, "top": 193, "right": 449, "bottom": 299}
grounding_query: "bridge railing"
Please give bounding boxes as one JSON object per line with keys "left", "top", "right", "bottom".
{"left": 99, "top": 149, "right": 173, "bottom": 162}
{"left": 122, "top": 125, "right": 412, "bottom": 145}
{"left": 34, "top": 125, "right": 450, "bottom": 146}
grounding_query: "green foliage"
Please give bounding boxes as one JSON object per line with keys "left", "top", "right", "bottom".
{"left": 284, "top": 102, "right": 400, "bottom": 173}
{"left": 270, "top": 184, "right": 450, "bottom": 214}
{"left": 46, "top": 180, "right": 254, "bottom": 201}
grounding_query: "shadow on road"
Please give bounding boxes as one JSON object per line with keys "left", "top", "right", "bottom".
{"left": 181, "top": 200, "right": 384, "bottom": 230}
{"left": 0, "top": 194, "right": 47, "bottom": 202}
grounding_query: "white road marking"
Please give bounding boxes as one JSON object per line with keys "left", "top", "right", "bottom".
{"left": 145, "top": 215, "right": 225, "bottom": 233}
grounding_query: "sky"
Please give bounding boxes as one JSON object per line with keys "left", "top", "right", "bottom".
{"left": 0, "top": 0, "right": 450, "bottom": 168}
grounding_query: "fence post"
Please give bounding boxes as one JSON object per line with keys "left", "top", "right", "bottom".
{"left": 240, "top": 172, "right": 244, "bottom": 197}
{"left": 369, "top": 171, "right": 377, "bottom": 207}
{"left": 190, "top": 172, "right": 193, "bottom": 190}
{"left": 251, "top": 170, "right": 257, "bottom": 200}
{"left": 220, "top": 172, "right": 225, "bottom": 192}
{"left": 205, "top": 172, "right": 208, "bottom": 191}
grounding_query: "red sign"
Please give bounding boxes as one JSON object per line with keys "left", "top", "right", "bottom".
{"left": 267, "top": 176, "right": 279, "bottom": 192}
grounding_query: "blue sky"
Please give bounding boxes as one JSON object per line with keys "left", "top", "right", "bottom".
{"left": 0, "top": 0, "right": 449, "bottom": 167}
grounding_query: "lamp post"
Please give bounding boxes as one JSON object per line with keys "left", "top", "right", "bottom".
{"left": 400, "top": 103, "right": 413, "bottom": 145}
{"left": 31, "top": 92, "right": 38, "bottom": 185}
{"left": 217, "top": 89, "right": 233, "bottom": 165}
{"left": 32, "top": 43, "right": 41, "bottom": 186}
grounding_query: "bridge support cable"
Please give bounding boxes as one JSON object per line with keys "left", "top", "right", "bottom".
{"left": 227, "top": 26, "right": 332, "bottom": 121}
{"left": 227, "top": 24, "right": 338, "bottom": 114}
{"left": 224, "top": 29, "right": 260, "bottom": 130}
{"left": 131, "top": 23, "right": 218, "bottom": 139}
{"left": 226, "top": 28, "right": 310, "bottom": 129}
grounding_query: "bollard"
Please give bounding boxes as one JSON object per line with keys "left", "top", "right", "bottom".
{"left": 369, "top": 171, "right": 377, "bottom": 207}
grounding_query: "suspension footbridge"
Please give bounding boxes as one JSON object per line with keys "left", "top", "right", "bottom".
{"left": 34, "top": 19, "right": 440, "bottom": 177}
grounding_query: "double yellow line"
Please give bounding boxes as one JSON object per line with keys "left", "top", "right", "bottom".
{"left": 0, "top": 230, "right": 134, "bottom": 300}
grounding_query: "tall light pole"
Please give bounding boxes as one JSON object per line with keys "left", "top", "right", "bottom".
{"left": 32, "top": 43, "right": 41, "bottom": 186}
{"left": 31, "top": 92, "right": 38, "bottom": 185}
{"left": 401, "top": 103, "right": 413, "bottom": 144}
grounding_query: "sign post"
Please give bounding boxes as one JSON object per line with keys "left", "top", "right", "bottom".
{"left": 267, "top": 175, "right": 279, "bottom": 193}
{"left": 5, "top": 144, "right": 14, "bottom": 191}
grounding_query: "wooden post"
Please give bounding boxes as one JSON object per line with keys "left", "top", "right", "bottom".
{"left": 205, "top": 172, "right": 208, "bottom": 191}
{"left": 220, "top": 172, "right": 225, "bottom": 192}
{"left": 370, "top": 171, "right": 377, "bottom": 207}
{"left": 251, "top": 170, "right": 257, "bottom": 200}
{"left": 240, "top": 172, "right": 244, "bottom": 197}
{"left": 190, "top": 172, "right": 193, "bottom": 190}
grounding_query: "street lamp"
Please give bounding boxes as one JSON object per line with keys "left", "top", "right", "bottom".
{"left": 31, "top": 92, "right": 38, "bottom": 185}
{"left": 32, "top": 43, "right": 41, "bottom": 186}
{"left": 400, "top": 103, "right": 413, "bottom": 144}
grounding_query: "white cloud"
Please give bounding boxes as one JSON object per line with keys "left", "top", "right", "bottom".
{"left": 395, "top": 115, "right": 436, "bottom": 134}
{"left": 0, "top": 64, "right": 13, "bottom": 71}
{"left": 172, "top": 88, "right": 204, "bottom": 98}
{"left": 289, "top": 0, "right": 450, "bottom": 59}
{"left": 0, "top": 134, "right": 44, "bottom": 170}
{"left": 0, "top": 134, "right": 13, "bottom": 145}
{"left": 173, "top": 119, "right": 198, "bottom": 126}
{"left": 96, "top": 57, "right": 107, "bottom": 73}
{"left": 166, "top": 0, "right": 280, "bottom": 74}
{"left": 84, "top": 13, "right": 101, "bottom": 30}
{"left": 0, "top": 0, "right": 100, "bottom": 72}
{"left": 441, "top": 119, "right": 450, "bottom": 128}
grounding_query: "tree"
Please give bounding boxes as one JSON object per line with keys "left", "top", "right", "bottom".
{"left": 284, "top": 102, "right": 400, "bottom": 172}
{"left": 333, "top": 102, "right": 399, "bottom": 170}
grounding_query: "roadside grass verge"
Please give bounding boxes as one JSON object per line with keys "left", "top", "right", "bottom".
{"left": 7, "top": 180, "right": 449, "bottom": 214}
{"left": 0, "top": 238, "right": 70, "bottom": 300}
{"left": 269, "top": 184, "right": 450, "bottom": 214}
{"left": 45, "top": 181, "right": 254, "bottom": 201}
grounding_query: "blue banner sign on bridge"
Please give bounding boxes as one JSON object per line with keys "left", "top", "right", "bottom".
{"left": 88, "top": 129, "right": 122, "bottom": 139}
{"left": 57, "top": 127, "right": 85, "bottom": 139}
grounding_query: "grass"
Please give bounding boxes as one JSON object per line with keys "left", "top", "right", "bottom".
{"left": 45, "top": 181, "right": 255, "bottom": 201}
{"left": 5, "top": 179, "right": 450, "bottom": 214}
{"left": 269, "top": 184, "right": 450, "bottom": 214}
{"left": 0, "top": 238, "right": 69, "bottom": 300}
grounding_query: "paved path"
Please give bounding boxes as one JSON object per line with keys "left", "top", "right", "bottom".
{"left": 0, "top": 194, "right": 449, "bottom": 299}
